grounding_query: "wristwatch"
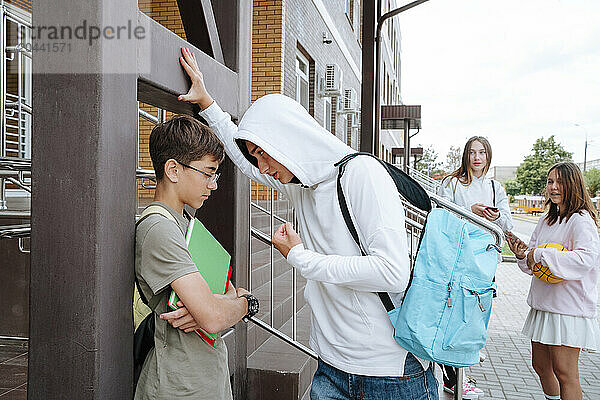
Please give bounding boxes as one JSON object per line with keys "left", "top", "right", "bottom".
{"left": 241, "top": 293, "right": 259, "bottom": 321}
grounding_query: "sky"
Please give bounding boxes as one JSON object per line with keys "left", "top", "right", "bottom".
{"left": 400, "top": 0, "right": 600, "bottom": 169}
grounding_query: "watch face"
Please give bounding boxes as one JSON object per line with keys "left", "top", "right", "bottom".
{"left": 247, "top": 295, "right": 258, "bottom": 314}
{"left": 244, "top": 294, "right": 259, "bottom": 316}
{"left": 249, "top": 297, "right": 259, "bottom": 314}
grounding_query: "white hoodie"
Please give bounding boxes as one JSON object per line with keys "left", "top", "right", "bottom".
{"left": 200, "top": 94, "right": 428, "bottom": 376}
{"left": 438, "top": 175, "right": 513, "bottom": 233}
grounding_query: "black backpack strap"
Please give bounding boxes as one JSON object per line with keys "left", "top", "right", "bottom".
{"left": 491, "top": 180, "right": 496, "bottom": 207}
{"left": 336, "top": 159, "right": 395, "bottom": 312}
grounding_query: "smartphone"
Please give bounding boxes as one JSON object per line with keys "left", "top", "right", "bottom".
{"left": 485, "top": 206, "right": 499, "bottom": 212}
{"left": 504, "top": 231, "right": 522, "bottom": 243}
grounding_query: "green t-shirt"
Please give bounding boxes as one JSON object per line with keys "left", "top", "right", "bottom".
{"left": 134, "top": 202, "right": 232, "bottom": 400}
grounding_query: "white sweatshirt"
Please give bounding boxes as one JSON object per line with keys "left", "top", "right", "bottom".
{"left": 517, "top": 211, "right": 599, "bottom": 318}
{"left": 200, "top": 95, "right": 428, "bottom": 376}
{"left": 437, "top": 175, "right": 513, "bottom": 233}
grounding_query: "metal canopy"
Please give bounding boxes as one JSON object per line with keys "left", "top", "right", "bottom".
{"left": 381, "top": 104, "right": 422, "bottom": 129}
{"left": 392, "top": 147, "right": 423, "bottom": 156}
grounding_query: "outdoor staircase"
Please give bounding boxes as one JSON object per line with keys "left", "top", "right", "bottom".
{"left": 246, "top": 199, "right": 317, "bottom": 400}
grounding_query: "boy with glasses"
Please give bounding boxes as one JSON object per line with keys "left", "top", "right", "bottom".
{"left": 134, "top": 114, "right": 258, "bottom": 399}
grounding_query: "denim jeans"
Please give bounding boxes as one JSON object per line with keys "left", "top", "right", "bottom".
{"left": 310, "top": 354, "right": 438, "bottom": 400}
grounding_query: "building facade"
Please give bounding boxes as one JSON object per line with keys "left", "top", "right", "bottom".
{"left": 491, "top": 165, "right": 518, "bottom": 183}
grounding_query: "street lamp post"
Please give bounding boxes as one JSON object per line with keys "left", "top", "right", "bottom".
{"left": 575, "top": 123, "right": 588, "bottom": 172}
{"left": 373, "top": 0, "right": 430, "bottom": 157}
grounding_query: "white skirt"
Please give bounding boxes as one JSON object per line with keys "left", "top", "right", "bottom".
{"left": 521, "top": 309, "right": 600, "bottom": 352}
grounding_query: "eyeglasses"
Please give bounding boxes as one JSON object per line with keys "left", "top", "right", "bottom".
{"left": 177, "top": 161, "right": 220, "bottom": 184}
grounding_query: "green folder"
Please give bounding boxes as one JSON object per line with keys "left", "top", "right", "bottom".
{"left": 168, "top": 217, "right": 232, "bottom": 345}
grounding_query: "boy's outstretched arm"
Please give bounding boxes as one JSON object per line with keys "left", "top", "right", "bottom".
{"left": 177, "top": 48, "right": 289, "bottom": 193}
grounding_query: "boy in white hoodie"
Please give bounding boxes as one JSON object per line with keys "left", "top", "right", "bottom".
{"left": 165, "top": 47, "right": 438, "bottom": 400}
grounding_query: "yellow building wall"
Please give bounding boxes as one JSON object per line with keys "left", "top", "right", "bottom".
{"left": 251, "top": 0, "right": 284, "bottom": 200}
{"left": 5, "top": 0, "right": 31, "bottom": 13}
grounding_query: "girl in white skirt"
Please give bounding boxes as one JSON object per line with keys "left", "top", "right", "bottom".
{"left": 508, "top": 162, "right": 599, "bottom": 400}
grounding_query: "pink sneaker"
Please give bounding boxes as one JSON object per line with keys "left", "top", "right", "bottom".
{"left": 443, "top": 381, "right": 482, "bottom": 399}
{"left": 466, "top": 377, "right": 484, "bottom": 397}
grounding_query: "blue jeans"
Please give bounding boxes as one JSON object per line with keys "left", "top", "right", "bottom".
{"left": 310, "top": 354, "right": 438, "bottom": 400}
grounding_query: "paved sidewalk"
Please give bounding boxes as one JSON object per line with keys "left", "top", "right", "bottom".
{"left": 443, "top": 262, "right": 600, "bottom": 399}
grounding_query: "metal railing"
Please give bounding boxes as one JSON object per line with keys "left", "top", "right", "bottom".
{"left": 135, "top": 105, "right": 166, "bottom": 212}
{"left": 0, "top": 156, "right": 31, "bottom": 255}
{"left": 0, "top": 6, "right": 32, "bottom": 252}
{"left": 402, "top": 164, "right": 442, "bottom": 194}
{"left": 0, "top": 156, "right": 30, "bottom": 212}
{"left": 2, "top": 5, "right": 32, "bottom": 161}
{"left": 0, "top": 7, "right": 32, "bottom": 346}
{"left": 248, "top": 183, "right": 306, "bottom": 350}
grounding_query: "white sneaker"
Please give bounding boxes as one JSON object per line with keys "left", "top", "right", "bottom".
{"left": 479, "top": 351, "right": 487, "bottom": 363}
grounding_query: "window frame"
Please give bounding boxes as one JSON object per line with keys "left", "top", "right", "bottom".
{"left": 295, "top": 52, "right": 310, "bottom": 111}
{"left": 323, "top": 97, "right": 332, "bottom": 133}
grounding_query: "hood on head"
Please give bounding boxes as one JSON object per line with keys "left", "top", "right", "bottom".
{"left": 235, "top": 94, "right": 353, "bottom": 187}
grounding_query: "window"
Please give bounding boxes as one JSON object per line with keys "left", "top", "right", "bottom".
{"left": 323, "top": 97, "right": 332, "bottom": 133}
{"left": 295, "top": 53, "right": 310, "bottom": 111}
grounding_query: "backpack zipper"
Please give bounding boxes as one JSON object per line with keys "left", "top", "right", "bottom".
{"left": 446, "top": 223, "right": 466, "bottom": 309}
{"left": 467, "top": 289, "right": 486, "bottom": 312}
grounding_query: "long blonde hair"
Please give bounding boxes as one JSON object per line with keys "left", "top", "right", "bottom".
{"left": 444, "top": 136, "right": 492, "bottom": 191}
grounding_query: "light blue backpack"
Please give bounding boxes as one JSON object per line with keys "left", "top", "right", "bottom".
{"left": 336, "top": 153, "right": 498, "bottom": 368}
{"left": 387, "top": 208, "right": 497, "bottom": 367}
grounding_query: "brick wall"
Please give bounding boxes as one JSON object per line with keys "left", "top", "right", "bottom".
{"left": 4, "top": 0, "right": 30, "bottom": 13}
{"left": 251, "top": 0, "right": 285, "bottom": 200}
{"left": 252, "top": 0, "right": 284, "bottom": 102}
{"left": 138, "top": 0, "right": 187, "bottom": 39}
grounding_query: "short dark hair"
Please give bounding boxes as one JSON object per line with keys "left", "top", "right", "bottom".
{"left": 149, "top": 114, "right": 224, "bottom": 181}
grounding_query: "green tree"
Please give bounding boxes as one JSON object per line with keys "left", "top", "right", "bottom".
{"left": 584, "top": 168, "right": 600, "bottom": 197}
{"left": 504, "top": 178, "right": 522, "bottom": 196}
{"left": 414, "top": 145, "right": 443, "bottom": 177}
{"left": 444, "top": 145, "right": 462, "bottom": 172}
{"left": 516, "top": 135, "right": 572, "bottom": 195}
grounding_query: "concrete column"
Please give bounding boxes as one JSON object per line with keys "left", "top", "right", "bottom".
{"left": 29, "top": 0, "right": 138, "bottom": 398}
{"left": 195, "top": 2, "right": 252, "bottom": 398}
